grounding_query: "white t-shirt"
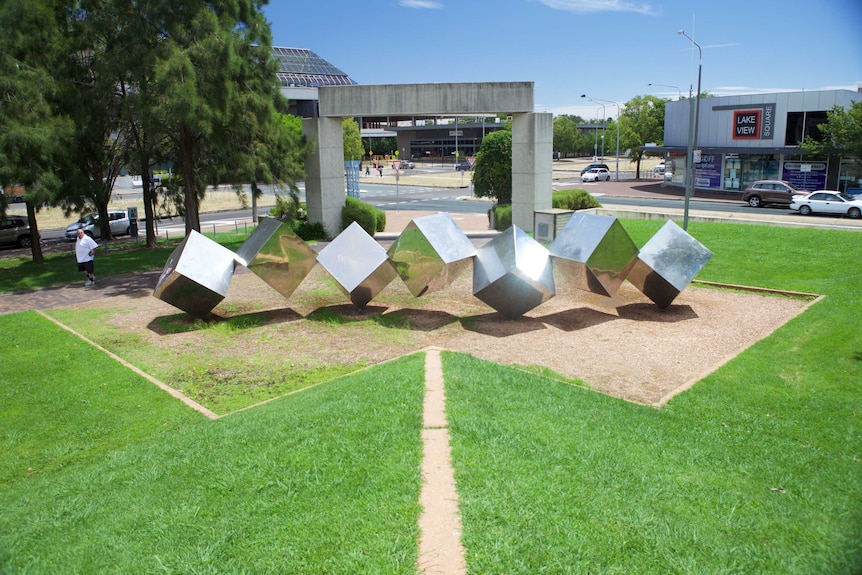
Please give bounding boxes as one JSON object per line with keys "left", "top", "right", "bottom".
{"left": 75, "top": 235, "right": 99, "bottom": 263}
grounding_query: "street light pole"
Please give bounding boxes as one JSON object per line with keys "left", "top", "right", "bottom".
{"left": 582, "top": 94, "right": 620, "bottom": 181}
{"left": 647, "top": 82, "right": 682, "bottom": 101}
{"left": 678, "top": 30, "right": 702, "bottom": 231}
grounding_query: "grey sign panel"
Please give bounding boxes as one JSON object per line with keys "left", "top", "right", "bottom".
{"left": 153, "top": 230, "right": 238, "bottom": 317}
{"left": 626, "top": 220, "right": 714, "bottom": 309}
{"left": 473, "top": 225, "right": 555, "bottom": 319}
{"left": 549, "top": 213, "right": 638, "bottom": 297}
{"left": 236, "top": 217, "right": 317, "bottom": 300}
{"left": 387, "top": 212, "right": 476, "bottom": 297}
{"left": 317, "top": 221, "right": 396, "bottom": 309}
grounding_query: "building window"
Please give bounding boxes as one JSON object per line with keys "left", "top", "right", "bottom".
{"left": 784, "top": 111, "right": 828, "bottom": 146}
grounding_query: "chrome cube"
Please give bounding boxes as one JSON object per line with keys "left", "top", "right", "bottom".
{"left": 153, "top": 230, "right": 238, "bottom": 317}
{"left": 627, "top": 220, "right": 714, "bottom": 309}
{"left": 387, "top": 212, "right": 476, "bottom": 297}
{"left": 316, "top": 221, "right": 397, "bottom": 309}
{"left": 549, "top": 212, "right": 639, "bottom": 297}
{"left": 235, "top": 217, "right": 317, "bottom": 300}
{"left": 472, "top": 225, "right": 555, "bottom": 319}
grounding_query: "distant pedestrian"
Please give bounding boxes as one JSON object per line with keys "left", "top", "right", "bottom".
{"left": 378, "top": 165, "right": 383, "bottom": 177}
{"left": 365, "top": 164, "right": 370, "bottom": 176}
{"left": 75, "top": 228, "right": 98, "bottom": 286}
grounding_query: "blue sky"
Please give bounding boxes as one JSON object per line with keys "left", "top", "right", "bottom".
{"left": 263, "top": 0, "right": 862, "bottom": 120}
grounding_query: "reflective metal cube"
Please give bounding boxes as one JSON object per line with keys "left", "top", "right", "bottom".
{"left": 153, "top": 230, "right": 238, "bottom": 317}
{"left": 235, "top": 217, "right": 317, "bottom": 300}
{"left": 549, "top": 212, "right": 638, "bottom": 297}
{"left": 472, "top": 225, "right": 555, "bottom": 319}
{"left": 316, "top": 221, "right": 397, "bottom": 309}
{"left": 387, "top": 212, "right": 476, "bottom": 297}
{"left": 627, "top": 220, "right": 714, "bottom": 309}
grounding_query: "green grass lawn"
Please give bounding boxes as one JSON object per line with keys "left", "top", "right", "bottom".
{"left": 1, "top": 220, "right": 861, "bottom": 573}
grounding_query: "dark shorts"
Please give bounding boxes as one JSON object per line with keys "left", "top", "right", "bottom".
{"left": 77, "top": 261, "right": 94, "bottom": 274}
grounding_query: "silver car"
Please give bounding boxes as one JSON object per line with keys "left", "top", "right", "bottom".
{"left": 65, "top": 210, "right": 131, "bottom": 241}
{"left": 0, "top": 217, "right": 31, "bottom": 248}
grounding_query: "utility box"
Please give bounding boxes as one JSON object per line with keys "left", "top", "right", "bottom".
{"left": 533, "top": 209, "right": 573, "bottom": 243}
{"left": 127, "top": 206, "right": 139, "bottom": 239}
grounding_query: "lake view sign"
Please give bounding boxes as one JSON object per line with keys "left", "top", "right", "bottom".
{"left": 734, "top": 110, "right": 761, "bottom": 139}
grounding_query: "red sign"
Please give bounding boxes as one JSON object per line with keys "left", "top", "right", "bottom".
{"left": 733, "top": 110, "right": 761, "bottom": 139}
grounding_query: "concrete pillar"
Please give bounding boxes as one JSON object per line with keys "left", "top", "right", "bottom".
{"left": 511, "top": 112, "right": 553, "bottom": 232}
{"left": 302, "top": 117, "right": 345, "bottom": 237}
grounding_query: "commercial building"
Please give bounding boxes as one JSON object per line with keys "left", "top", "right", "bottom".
{"left": 650, "top": 88, "right": 861, "bottom": 194}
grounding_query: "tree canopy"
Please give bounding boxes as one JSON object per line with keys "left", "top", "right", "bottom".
{"left": 473, "top": 129, "right": 512, "bottom": 205}
{"left": 802, "top": 101, "right": 862, "bottom": 162}
{"left": 0, "top": 0, "right": 309, "bottom": 257}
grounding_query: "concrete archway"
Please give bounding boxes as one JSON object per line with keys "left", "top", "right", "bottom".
{"left": 302, "top": 82, "right": 552, "bottom": 235}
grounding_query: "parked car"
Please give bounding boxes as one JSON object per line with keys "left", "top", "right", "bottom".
{"left": 65, "top": 210, "right": 132, "bottom": 241}
{"left": 395, "top": 159, "right": 415, "bottom": 169}
{"left": 0, "top": 217, "right": 31, "bottom": 248}
{"left": 653, "top": 162, "right": 666, "bottom": 176}
{"left": 581, "top": 167, "right": 611, "bottom": 182}
{"left": 789, "top": 191, "right": 862, "bottom": 219}
{"left": 580, "top": 163, "right": 609, "bottom": 176}
{"left": 455, "top": 160, "right": 472, "bottom": 171}
{"left": 741, "top": 180, "right": 801, "bottom": 208}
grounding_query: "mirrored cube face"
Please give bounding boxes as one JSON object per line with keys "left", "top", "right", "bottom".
{"left": 473, "top": 226, "right": 555, "bottom": 318}
{"left": 387, "top": 213, "right": 476, "bottom": 297}
{"left": 236, "top": 217, "right": 317, "bottom": 299}
{"left": 627, "top": 220, "right": 714, "bottom": 309}
{"left": 153, "top": 230, "right": 238, "bottom": 317}
{"left": 549, "top": 213, "right": 638, "bottom": 297}
{"left": 317, "top": 221, "right": 396, "bottom": 308}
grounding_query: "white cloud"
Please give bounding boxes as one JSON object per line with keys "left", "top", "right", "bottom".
{"left": 532, "top": 0, "right": 656, "bottom": 15}
{"left": 398, "top": 0, "right": 444, "bottom": 8}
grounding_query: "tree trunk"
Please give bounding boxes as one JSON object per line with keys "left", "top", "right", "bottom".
{"left": 140, "top": 151, "right": 157, "bottom": 248}
{"left": 179, "top": 122, "right": 200, "bottom": 234}
{"left": 26, "top": 202, "right": 44, "bottom": 265}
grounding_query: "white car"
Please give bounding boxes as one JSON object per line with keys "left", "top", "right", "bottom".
{"left": 789, "top": 191, "right": 862, "bottom": 219}
{"left": 653, "top": 162, "right": 666, "bottom": 176}
{"left": 581, "top": 167, "right": 611, "bottom": 182}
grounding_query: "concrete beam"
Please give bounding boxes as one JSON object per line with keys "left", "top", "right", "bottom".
{"left": 319, "top": 82, "right": 534, "bottom": 117}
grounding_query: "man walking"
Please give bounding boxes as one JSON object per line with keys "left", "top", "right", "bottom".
{"left": 75, "top": 228, "right": 99, "bottom": 286}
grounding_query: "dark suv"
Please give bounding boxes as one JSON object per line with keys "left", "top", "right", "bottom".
{"left": 742, "top": 180, "right": 801, "bottom": 208}
{"left": 580, "top": 163, "right": 610, "bottom": 176}
{"left": 0, "top": 217, "right": 31, "bottom": 248}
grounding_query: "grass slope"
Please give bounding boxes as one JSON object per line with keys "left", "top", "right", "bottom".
{"left": 0, "top": 322, "right": 426, "bottom": 574}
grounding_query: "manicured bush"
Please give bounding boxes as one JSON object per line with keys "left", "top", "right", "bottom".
{"left": 490, "top": 204, "right": 512, "bottom": 231}
{"left": 552, "top": 189, "right": 602, "bottom": 211}
{"left": 294, "top": 221, "right": 328, "bottom": 241}
{"left": 343, "top": 196, "right": 385, "bottom": 235}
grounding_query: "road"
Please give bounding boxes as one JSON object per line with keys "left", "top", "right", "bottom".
{"left": 21, "top": 174, "right": 859, "bottom": 246}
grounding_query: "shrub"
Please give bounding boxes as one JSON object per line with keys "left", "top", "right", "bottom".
{"left": 490, "top": 204, "right": 512, "bottom": 231}
{"left": 294, "top": 221, "right": 328, "bottom": 242}
{"left": 552, "top": 189, "right": 602, "bottom": 211}
{"left": 342, "top": 196, "right": 385, "bottom": 235}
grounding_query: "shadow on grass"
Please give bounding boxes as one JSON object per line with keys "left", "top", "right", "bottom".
{"left": 147, "top": 307, "right": 303, "bottom": 335}
{"left": 304, "top": 304, "right": 460, "bottom": 332}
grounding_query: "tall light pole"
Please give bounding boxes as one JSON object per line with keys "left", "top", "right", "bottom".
{"left": 647, "top": 83, "right": 682, "bottom": 101}
{"left": 582, "top": 94, "right": 620, "bottom": 181}
{"left": 678, "top": 30, "right": 702, "bottom": 231}
{"left": 595, "top": 104, "right": 605, "bottom": 161}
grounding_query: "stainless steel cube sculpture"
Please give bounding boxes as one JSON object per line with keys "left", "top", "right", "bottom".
{"left": 387, "top": 212, "right": 477, "bottom": 297}
{"left": 549, "top": 212, "right": 639, "bottom": 297}
{"left": 316, "top": 221, "right": 397, "bottom": 309}
{"left": 153, "top": 230, "right": 238, "bottom": 317}
{"left": 472, "top": 225, "right": 555, "bottom": 319}
{"left": 627, "top": 220, "right": 714, "bottom": 309}
{"left": 235, "top": 217, "right": 317, "bottom": 300}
